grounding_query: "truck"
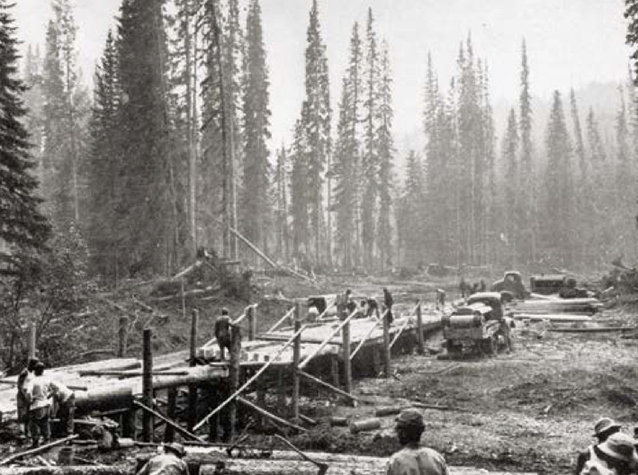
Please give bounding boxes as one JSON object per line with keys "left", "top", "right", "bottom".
{"left": 441, "top": 292, "right": 513, "bottom": 357}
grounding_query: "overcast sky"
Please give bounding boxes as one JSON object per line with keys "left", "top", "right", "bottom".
{"left": 13, "top": 0, "right": 632, "bottom": 147}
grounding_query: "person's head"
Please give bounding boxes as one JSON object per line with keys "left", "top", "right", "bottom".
{"left": 395, "top": 408, "right": 424, "bottom": 446}
{"left": 594, "top": 417, "right": 622, "bottom": 443}
{"left": 33, "top": 361, "right": 45, "bottom": 376}
{"left": 598, "top": 432, "right": 638, "bottom": 469}
{"left": 345, "top": 289, "right": 352, "bottom": 297}
{"left": 221, "top": 308, "right": 229, "bottom": 316}
{"left": 27, "top": 358, "right": 40, "bottom": 372}
{"left": 163, "top": 442, "right": 186, "bottom": 458}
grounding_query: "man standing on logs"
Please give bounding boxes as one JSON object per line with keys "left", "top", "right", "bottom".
{"left": 386, "top": 408, "right": 449, "bottom": 475}
{"left": 215, "top": 308, "right": 233, "bottom": 361}
{"left": 27, "top": 362, "right": 51, "bottom": 448}
{"left": 383, "top": 288, "right": 394, "bottom": 325}
{"left": 136, "top": 442, "right": 190, "bottom": 475}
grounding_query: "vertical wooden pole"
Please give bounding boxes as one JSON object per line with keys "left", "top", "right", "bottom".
{"left": 228, "top": 329, "right": 240, "bottom": 440}
{"left": 330, "top": 355, "right": 340, "bottom": 388}
{"left": 117, "top": 316, "right": 128, "bottom": 358}
{"left": 122, "top": 409, "right": 135, "bottom": 439}
{"left": 342, "top": 319, "right": 352, "bottom": 395}
{"left": 277, "top": 369, "right": 286, "bottom": 408}
{"left": 292, "top": 303, "right": 301, "bottom": 422}
{"left": 416, "top": 303, "right": 425, "bottom": 355}
{"left": 247, "top": 305, "right": 256, "bottom": 341}
{"left": 188, "top": 309, "right": 199, "bottom": 430}
{"left": 164, "top": 388, "right": 177, "bottom": 442}
{"left": 28, "top": 321, "right": 36, "bottom": 360}
{"left": 372, "top": 348, "right": 381, "bottom": 376}
{"left": 142, "top": 329, "right": 153, "bottom": 442}
{"left": 383, "top": 311, "right": 391, "bottom": 378}
{"left": 256, "top": 382, "right": 266, "bottom": 429}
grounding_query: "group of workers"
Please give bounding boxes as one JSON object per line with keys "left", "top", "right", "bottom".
{"left": 16, "top": 358, "right": 76, "bottom": 448}
{"left": 334, "top": 288, "right": 395, "bottom": 323}
{"left": 575, "top": 417, "right": 638, "bottom": 475}
{"left": 136, "top": 408, "right": 449, "bottom": 475}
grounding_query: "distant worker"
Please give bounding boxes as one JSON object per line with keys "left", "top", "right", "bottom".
{"left": 17, "top": 358, "right": 39, "bottom": 438}
{"left": 470, "top": 283, "right": 479, "bottom": 295}
{"left": 366, "top": 297, "right": 380, "bottom": 319}
{"left": 28, "top": 362, "right": 51, "bottom": 448}
{"left": 386, "top": 408, "right": 449, "bottom": 475}
{"left": 479, "top": 280, "right": 486, "bottom": 293}
{"left": 436, "top": 289, "right": 446, "bottom": 310}
{"left": 214, "top": 308, "right": 232, "bottom": 361}
{"left": 459, "top": 278, "right": 469, "bottom": 299}
{"left": 575, "top": 418, "right": 622, "bottom": 475}
{"left": 578, "top": 432, "right": 638, "bottom": 475}
{"left": 383, "top": 288, "right": 394, "bottom": 325}
{"left": 49, "top": 379, "right": 75, "bottom": 436}
{"left": 345, "top": 289, "right": 357, "bottom": 316}
{"left": 307, "top": 305, "right": 320, "bottom": 322}
{"left": 136, "top": 442, "right": 190, "bottom": 475}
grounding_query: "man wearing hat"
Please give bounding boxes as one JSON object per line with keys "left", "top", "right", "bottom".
{"left": 136, "top": 442, "right": 189, "bottom": 475}
{"left": 575, "top": 418, "right": 622, "bottom": 475}
{"left": 386, "top": 408, "right": 449, "bottom": 475}
{"left": 579, "top": 432, "right": 638, "bottom": 475}
{"left": 214, "top": 308, "right": 232, "bottom": 361}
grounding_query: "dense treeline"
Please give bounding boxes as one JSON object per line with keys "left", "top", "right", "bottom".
{"left": 10, "top": 0, "right": 638, "bottom": 283}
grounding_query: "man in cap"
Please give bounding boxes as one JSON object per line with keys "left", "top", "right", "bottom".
{"left": 579, "top": 432, "right": 638, "bottom": 475}
{"left": 136, "top": 442, "right": 189, "bottom": 475}
{"left": 575, "top": 418, "right": 622, "bottom": 475}
{"left": 214, "top": 308, "right": 232, "bottom": 361}
{"left": 386, "top": 408, "right": 449, "bottom": 475}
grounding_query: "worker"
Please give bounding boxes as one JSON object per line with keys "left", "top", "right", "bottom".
{"left": 386, "top": 408, "right": 449, "bottom": 475}
{"left": 383, "top": 288, "right": 394, "bottom": 325}
{"left": 16, "top": 358, "right": 39, "bottom": 438}
{"left": 214, "top": 308, "right": 232, "bottom": 361}
{"left": 49, "top": 379, "right": 75, "bottom": 436}
{"left": 366, "top": 297, "right": 380, "bottom": 319}
{"left": 27, "top": 362, "right": 51, "bottom": 448}
{"left": 578, "top": 432, "right": 638, "bottom": 475}
{"left": 459, "top": 278, "right": 469, "bottom": 299}
{"left": 307, "top": 305, "right": 320, "bottom": 322}
{"left": 436, "top": 289, "right": 446, "bottom": 310}
{"left": 356, "top": 299, "right": 368, "bottom": 319}
{"left": 575, "top": 418, "right": 622, "bottom": 475}
{"left": 136, "top": 442, "right": 190, "bottom": 475}
{"left": 345, "top": 289, "right": 357, "bottom": 316}
{"left": 479, "top": 280, "right": 486, "bottom": 292}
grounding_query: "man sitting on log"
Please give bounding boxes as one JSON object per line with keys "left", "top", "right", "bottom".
{"left": 386, "top": 408, "right": 449, "bottom": 475}
{"left": 136, "top": 442, "right": 189, "bottom": 475}
{"left": 215, "top": 308, "right": 233, "bottom": 361}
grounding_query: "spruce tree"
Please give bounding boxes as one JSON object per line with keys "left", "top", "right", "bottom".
{"left": 0, "top": 0, "right": 50, "bottom": 267}
{"left": 117, "top": 0, "right": 177, "bottom": 274}
{"left": 331, "top": 22, "right": 362, "bottom": 269}
{"left": 543, "top": 91, "right": 573, "bottom": 266}
{"left": 241, "top": 0, "right": 271, "bottom": 254}
{"left": 397, "top": 151, "right": 426, "bottom": 266}
{"left": 501, "top": 108, "right": 520, "bottom": 267}
{"left": 376, "top": 41, "right": 394, "bottom": 269}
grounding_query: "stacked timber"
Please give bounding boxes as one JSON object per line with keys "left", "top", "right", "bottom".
{"left": 509, "top": 297, "right": 601, "bottom": 315}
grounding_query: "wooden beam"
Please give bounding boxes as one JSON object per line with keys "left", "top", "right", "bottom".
{"left": 0, "top": 435, "right": 79, "bottom": 465}
{"left": 142, "top": 329, "right": 153, "bottom": 442}
{"left": 299, "top": 370, "right": 358, "bottom": 402}
{"left": 193, "top": 323, "right": 307, "bottom": 431}
{"left": 133, "top": 400, "right": 206, "bottom": 443}
{"left": 292, "top": 304, "right": 301, "bottom": 422}
{"left": 236, "top": 396, "right": 307, "bottom": 433}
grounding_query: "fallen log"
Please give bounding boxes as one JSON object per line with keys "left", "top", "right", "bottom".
{"left": 510, "top": 313, "right": 593, "bottom": 323}
{"left": 78, "top": 370, "right": 189, "bottom": 378}
{"left": 0, "top": 435, "right": 79, "bottom": 466}
{"left": 548, "top": 327, "right": 635, "bottom": 333}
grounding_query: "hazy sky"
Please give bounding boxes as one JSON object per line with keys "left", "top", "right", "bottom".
{"left": 13, "top": 0, "right": 632, "bottom": 147}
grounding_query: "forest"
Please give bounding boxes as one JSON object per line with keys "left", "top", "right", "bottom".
{"left": 3, "top": 0, "right": 638, "bottom": 285}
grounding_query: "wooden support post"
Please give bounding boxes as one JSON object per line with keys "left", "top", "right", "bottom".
{"left": 277, "top": 369, "right": 286, "bottom": 408}
{"left": 188, "top": 309, "right": 199, "bottom": 430}
{"left": 227, "top": 332, "right": 240, "bottom": 441}
{"left": 257, "top": 380, "right": 266, "bottom": 429}
{"left": 142, "top": 329, "right": 153, "bottom": 442}
{"left": 330, "top": 355, "right": 339, "bottom": 388}
{"left": 117, "top": 316, "right": 128, "bottom": 358}
{"left": 28, "top": 321, "right": 36, "bottom": 360}
{"left": 342, "top": 319, "right": 352, "bottom": 395}
{"left": 247, "top": 305, "right": 256, "bottom": 341}
{"left": 292, "top": 303, "right": 302, "bottom": 423}
{"left": 134, "top": 400, "right": 206, "bottom": 443}
{"left": 382, "top": 312, "right": 391, "bottom": 379}
{"left": 372, "top": 348, "right": 381, "bottom": 376}
{"left": 416, "top": 303, "right": 425, "bottom": 355}
{"left": 122, "top": 408, "right": 135, "bottom": 438}
{"left": 164, "top": 388, "right": 177, "bottom": 442}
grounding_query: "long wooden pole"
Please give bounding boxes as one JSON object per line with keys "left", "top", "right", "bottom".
{"left": 350, "top": 311, "right": 386, "bottom": 361}
{"left": 299, "top": 370, "right": 358, "bottom": 402}
{"left": 134, "top": 400, "right": 206, "bottom": 443}
{"left": 382, "top": 312, "right": 391, "bottom": 379}
{"left": 267, "top": 307, "right": 295, "bottom": 333}
{"left": 389, "top": 317, "right": 412, "bottom": 349}
{"left": 416, "top": 303, "right": 425, "bottom": 355}
{"left": 0, "top": 435, "right": 79, "bottom": 466}
{"left": 292, "top": 304, "right": 301, "bottom": 422}
{"left": 342, "top": 319, "right": 351, "bottom": 395}
{"left": 193, "top": 323, "right": 307, "bottom": 431}
{"left": 164, "top": 388, "right": 177, "bottom": 442}
{"left": 142, "top": 329, "right": 153, "bottom": 442}
{"left": 117, "top": 316, "right": 128, "bottom": 358}
{"left": 188, "top": 309, "right": 199, "bottom": 430}
{"left": 237, "top": 397, "right": 307, "bottom": 433}
{"left": 298, "top": 309, "right": 357, "bottom": 370}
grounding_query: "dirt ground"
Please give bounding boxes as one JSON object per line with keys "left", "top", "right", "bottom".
{"left": 281, "top": 294, "right": 638, "bottom": 475}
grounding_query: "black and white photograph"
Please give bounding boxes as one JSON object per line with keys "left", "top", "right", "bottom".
{"left": 0, "top": 0, "right": 636, "bottom": 474}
